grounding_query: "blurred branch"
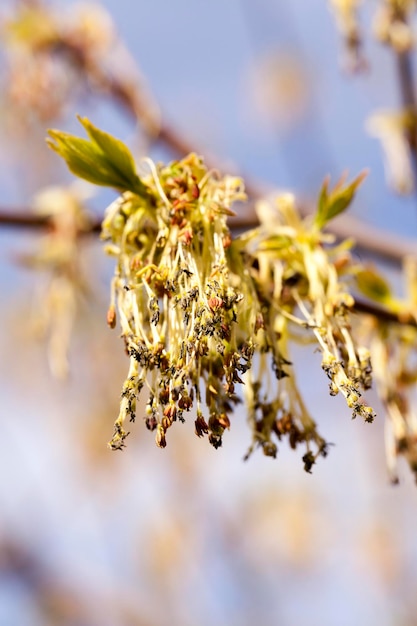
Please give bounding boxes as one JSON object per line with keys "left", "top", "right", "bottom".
{"left": 0, "top": 204, "right": 415, "bottom": 262}
{"left": 352, "top": 297, "right": 416, "bottom": 327}
{"left": 395, "top": 15, "right": 417, "bottom": 190}
{"left": 397, "top": 51, "right": 417, "bottom": 195}
{"left": 230, "top": 210, "right": 417, "bottom": 263}
{"left": 0, "top": 208, "right": 57, "bottom": 230}
{"left": 0, "top": 207, "right": 415, "bottom": 329}
{"left": 0, "top": 207, "right": 100, "bottom": 232}
{"left": 397, "top": 51, "right": 416, "bottom": 115}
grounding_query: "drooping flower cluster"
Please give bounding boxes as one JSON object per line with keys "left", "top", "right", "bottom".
{"left": 102, "top": 153, "right": 259, "bottom": 451}
{"left": 17, "top": 185, "right": 91, "bottom": 379}
{"left": 100, "top": 150, "right": 375, "bottom": 469}
{"left": 241, "top": 193, "right": 375, "bottom": 466}
{"left": 371, "top": 324, "right": 417, "bottom": 482}
{"left": 359, "top": 257, "right": 417, "bottom": 482}
{"left": 48, "top": 117, "right": 376, "bottom": 471}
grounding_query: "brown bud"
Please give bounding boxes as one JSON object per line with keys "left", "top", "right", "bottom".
{"left": 262, "top": 441, "right": 278, "bottom": 458}
{"left": 255, "top": 313, "right": 265, "bottom": 332}
{"left": 276, "top": 413, "right": 293, "bottom": 434}
{"left": 289, "top": 428, "right": 302, "bottom": 450}
{"left": 208, "top": 296, "right": 223, "bottom": 310}
{"left": 155, "top": 424, "right": 167, "bottom": 448}
{"left": 224, "top": 382, "right": 235, "bottom": 395}
{"left": 178, "top": 395, "right": 192, "bottom": 410}
{"left": 333, "top": 253, "right": 351, "bottom": 273}
{"left": 179, "top": 229, "right": 193, "bottom": 245}
{"left": 163, "top": 404, "right": 177, "bottom": 422}
{"left": 217, "top": 413, "right": 231, "bottom": 430}
{"left": 302, "top": 451, "right": 315, "bottom": 473}
{"left": 162, "top": 416, "right": 172, "bottom": 430}
{"left": 159, "top": 387, "right": 170, "bottom": 405}
{"left": 195, "top": 414, "right": 209, "bottom": 437}
{"left": 208, "top": 432, "right": 222, "bottom": 449}
{"left": 222, "top": 233, "right": 232, "bottom": 249}
{"left": 219, "top": 323, "right": 231, "bottom": 341}
{"left": 130, "top": 255, "right": 142, "bottom": 270}
{"left": 107, "top": 305, "right": 116, "bottom": 329}
{"left": 145, "top": 416, "right": 157, "bottom": 431}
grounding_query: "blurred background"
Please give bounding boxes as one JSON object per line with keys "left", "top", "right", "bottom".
{"left": 1, "top": 1, "right": 417, "bottom": 625}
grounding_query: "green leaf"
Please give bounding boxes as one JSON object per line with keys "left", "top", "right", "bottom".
{"left": 47, "top": 117, "right": 150, "bottom": 197}
{"left": 356, "top": 268, "right": 392, "bottom": 303}
{"left": 317, "top": 176, "right": 329, "bottom": 225}
{"left": 314, "top": 171, "right": 367, "bottom": 230}
{"left": 77, "top": 117, "right": 147, "bottom": 193}
{"left": 258, "top": 235, "right": 293, "bottom": 251}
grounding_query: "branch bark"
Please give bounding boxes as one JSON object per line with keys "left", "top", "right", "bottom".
{"left": 0, "top": 207, "right": 415, "bottom": 329}
{"left": 0, "top": 204, "right": 414, "bottom": 263}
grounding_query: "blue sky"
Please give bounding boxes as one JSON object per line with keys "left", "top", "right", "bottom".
{"left": 1, "top": 2, "right": 417, "bottom": 625}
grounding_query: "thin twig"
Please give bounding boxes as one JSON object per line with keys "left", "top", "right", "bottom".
{"left": 229, "top": 210, "right": 417, "bottom": 262}
{"left": 393, "top": 2, "right": 417, "bottom": 203}
{"left": 0, "top": 208, "right": 415, "bottom": 328}
{"left": 396, "top": 49, "right": 417, "bottom": 179}
{"left": 0, "top": 209, "right": 100, "bottom": 233}
{"left": 0, "top": 209, "right": 51, "bottom": 230}
{"left": 352, "top": 298, "right": 416, "bottom": 327}
{"left": 1, "top": 205, "right": 415, "bottom": 262}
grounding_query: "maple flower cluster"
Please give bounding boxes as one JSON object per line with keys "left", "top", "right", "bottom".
{"left": 102, "top": 154, "right": 256, "bottom": 452}
{"left": 99, "top": 150, "right": 375, "bottom": 468}
{"left": 241, "top": 192, "right": 375, "bottom": 467}
{"left": 47, "top": 117, "right": 376, "bottom": 471}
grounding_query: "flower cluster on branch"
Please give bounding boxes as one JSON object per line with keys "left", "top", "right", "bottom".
{"left": 46, "top": 118, "right": 379, "bottom": 472}
{"left": 2, "top": 0, "right": 417, "bottom": 481}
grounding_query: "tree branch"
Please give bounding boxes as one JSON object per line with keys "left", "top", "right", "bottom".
{"left": 0, "top": 205, "right": 414, "bottom": 263}
{"left": 1, "top": 34, "right": 416, "bottom": 329}
{"left": 0, "top": 207, "right": 414, "bottom": 329}
{"left": 397, "top": 49, "right": 417, "bottom": 171}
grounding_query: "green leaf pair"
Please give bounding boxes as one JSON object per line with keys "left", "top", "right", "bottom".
{"left": 47, "top": 117, "right": 150, "bottom": 198}
{"left": 314, "top": 171, "right": 367, "bottom": 230}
